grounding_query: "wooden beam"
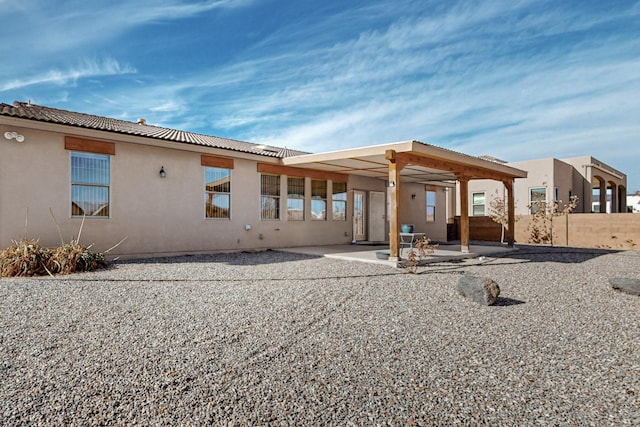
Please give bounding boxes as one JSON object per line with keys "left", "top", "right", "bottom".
{"left": 459, "top": 176, "right": 470, "bottom": 253}
{"left": 65, "top": 136, "right": 115, "bottom": 155}
{"left": 394, "top": 151, "right": 515, "bottom": 181}
{"left": 201, "top": 155, "right": 234, "bottom": 169}
{"left": 257, "top": 163, "right": 348, "bottom": 183}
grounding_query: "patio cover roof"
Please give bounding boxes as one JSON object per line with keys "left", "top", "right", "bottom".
{"left": 283, "top": 140, "right": 527, "bottom": 183}
{"left": 284, "top": 140, "right": 527, "bottom": 261}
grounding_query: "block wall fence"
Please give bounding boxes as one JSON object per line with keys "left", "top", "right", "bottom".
{"left": 454, "top": 214, "right": 640, "bottom": 250}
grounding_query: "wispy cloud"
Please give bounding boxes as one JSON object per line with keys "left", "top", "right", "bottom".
{"left": 1, "top": 57, "right": 136, "bottom": 91}
{"left": 0, "top": 0, "right": 256, "bottom": 61}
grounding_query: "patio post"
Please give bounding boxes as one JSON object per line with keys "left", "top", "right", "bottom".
{"left": 504, "top": 179, "right": 515, "bottom": 247}
{"left": 458, "top": 175, "right": 470, "bottom": 253}
{"left": 386, "top": 150, "right": 403, "bottom": 261}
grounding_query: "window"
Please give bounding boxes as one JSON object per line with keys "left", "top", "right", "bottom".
{"left": 205, "top": 167, "right": 231, "bottom": 219}
{"left": 530, "top": 187, "right": 547, "bottom": 214}
{"left": 311, "top": 179, "right": 327, "bottom": 220}
{"left": 426, "top": 189, "right": 436, "bottom": 222}
{"left": 261, "top": 174, "right": 280, "bottom": 220}
{"left": 472, "top": 192, "right": 485, "bottom": 216}
{"left": 287, "top": 177, "right": 305, "bottom": 220}
{"left": 332, "top": 182, "right": 347, "bottom": 221}
{"left": 71, "top": 152, "right": 110, "bottom": 217}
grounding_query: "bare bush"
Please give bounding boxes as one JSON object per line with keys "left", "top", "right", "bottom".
{"left": 526, "top": 195, "right": 579, "bottom": 245}
{"left": 403, "top": 237, "right": 439, "bottom": 273}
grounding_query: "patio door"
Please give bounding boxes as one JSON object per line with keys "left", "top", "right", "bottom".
{"left": 352, "top": 190, "right": 386, "bottom": 242}
{"left": 353, "top": 190, "right": 366, "bottom": 241}
{"left": 369, "top": 191, "right": 386, "bottom": 242}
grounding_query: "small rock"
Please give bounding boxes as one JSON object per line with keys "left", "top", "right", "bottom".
{"left": 609, "top": 277, "right": 640, "bottom": 296}
{"left": 457, "top": 275, "right": 500, "bottom": 305}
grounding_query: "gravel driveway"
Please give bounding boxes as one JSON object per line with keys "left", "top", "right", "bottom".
{"left": 1, "top": 246, "right": 639, "bottom": 426}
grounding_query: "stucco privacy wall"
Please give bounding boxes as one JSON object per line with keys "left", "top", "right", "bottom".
{"left": 513, "top": 213, "right": 640, "bottom": 249}
{"left": 0, "top": 124, "right": 402, "bottom": 258}
{"left": 459, "top": 214, "right": 640, "bottom": 250}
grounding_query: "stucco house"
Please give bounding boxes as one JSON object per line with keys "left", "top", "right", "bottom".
{"left": 465, "top": 156, "right": 627, "bottom": 217}
{"left": 627, "top": 192, "right": 640, "bottom": 213}
{"left": 0, "top": 101, "right": 526, "bottom": 260}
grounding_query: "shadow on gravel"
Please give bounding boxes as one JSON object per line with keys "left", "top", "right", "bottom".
{"left": 495, "top": 245, "right": 623, "bottom": 264}
{"left": 493, "top": 297, "right": 526, "bottom": 306}
{"left": 116, "top": 250, "right": 322, "bottom": 266}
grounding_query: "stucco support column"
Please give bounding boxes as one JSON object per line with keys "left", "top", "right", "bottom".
{"left": 504, "top": 179, "right": 515, "bottom": 247}
{"left": 619, "top": 189, "right": 627, "bottom": 213}
{"left": 599, "top": 180, "right": 607, "bottom": 213}
{"left": 458, "top": 175, "right": 470, "bottom": 253}
{"left": 609, "top": 182, "right": 617, "bottom": 213}
{"left": 386, "top": 150, "right": 404, "bottom": 261}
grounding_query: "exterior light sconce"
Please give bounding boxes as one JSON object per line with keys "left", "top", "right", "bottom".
{"left": 389, "top": 181, "right": 396, "bottom": 187}
{"left": 159, "top": 166, "right": 166, "bottom": 178}
{"left": 411, "top": 193, "right": 416, "bottom": 199}
{"left": 4, "top": 131, "right": 25, "bottom": 142}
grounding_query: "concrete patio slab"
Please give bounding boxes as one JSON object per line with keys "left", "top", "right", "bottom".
{"left": 278, "top": 241, "right": 518, "bottom": 267}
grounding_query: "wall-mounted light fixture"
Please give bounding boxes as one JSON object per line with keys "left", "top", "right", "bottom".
{"left": 411, "top": 193, "right": 416, "bottom": 199}
{"left": 388, "top": 181, "right": 396, "bottom": 187}
{"left": 4, "top": 131, "right": 25, "bottom": 142}
{"left": 159, "top": 166, "right": 166, "bottom": 178}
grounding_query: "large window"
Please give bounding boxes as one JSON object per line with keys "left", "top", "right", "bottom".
{"left": 71, "top": 152, "right": 110, "bottom": 217}
{"left": 426, "top": 189, "right": 436, "bottom": 222}
{"left": 530, "top": 187, "right": 547, "bottom": 214}
{"left": 287, "top": 177, "right": 305, "bottom": 220}
{"left": 332, "top": 182, "right": 347, "bottom": 221}
{"left": 311, "top": 179, "right": 327, "bottom": 220}
{"left": 205, "top": 167, "right": 231, "bottom": 219}
{"left": 472, "top": 192, "right": 485, "bottom": 216}
{"left": 261, "top": 174, "right": 280, "bottom": 220}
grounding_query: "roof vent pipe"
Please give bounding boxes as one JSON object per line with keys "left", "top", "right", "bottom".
{"left": 137, "top": 118, "right": 146, "bottom": 125}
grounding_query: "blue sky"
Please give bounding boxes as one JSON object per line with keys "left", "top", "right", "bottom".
{"left": 2, "top": 0, "right": 639, "bottom": 190}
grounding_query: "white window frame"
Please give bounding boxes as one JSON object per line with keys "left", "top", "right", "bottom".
{"left": 260, "top": 174, "right": 280, "bottom": 220}
{"left": 205, "top": 166, "right": 231, "bottom": 219}
{"left": 70, "top": 151, "right": 110, "bottom": 218}
{"left": 287, "top": 176, "right": 305, "bottom": 221}
{"left": 530, "top": 187, "right": 547, "bottom": 214}
{"left": 426, "top": 189, "right": 436, "bottom": 222}
{"left": 332, "top": 182, "right": 347, "bottom": 221}
{"left": 311, "top": 179, "right": 327, "bottom": 220}
{"left": 472, "top": 192, "right": 485, "bottom": 216}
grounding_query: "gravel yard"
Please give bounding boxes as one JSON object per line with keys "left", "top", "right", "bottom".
{"left": 1, "top": 245, "right": 639, "bottom": 426}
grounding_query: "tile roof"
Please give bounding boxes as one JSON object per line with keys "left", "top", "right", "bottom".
{"left": 0, "top": 101, "right": 308, "bottom": 158}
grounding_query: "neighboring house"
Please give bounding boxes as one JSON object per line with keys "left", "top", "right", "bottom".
{"left": 627, "top": 192, "right": 640, "bottom": 213}
{"left": 465, "top": 156, "right": 627, "bottom": 217}
{"left": 0, "top": 101, "right": 526, "bottom": 259}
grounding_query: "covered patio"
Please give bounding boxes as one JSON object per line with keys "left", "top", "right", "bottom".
{"left": 284, "top": 140, "right": 527, "bottom": 261}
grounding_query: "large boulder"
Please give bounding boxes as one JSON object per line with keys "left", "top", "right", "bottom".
{"left": 457, "top": 275, "right": 501, "bottom": 306}
{"left": 610, "top": 277, "right": 640, "bottom": 296}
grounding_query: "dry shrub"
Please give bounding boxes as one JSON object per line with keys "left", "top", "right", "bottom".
{"left": 404, "top": 237, "right": 439, "bottom": 273}
{"left": 0, "top": 239, "right": 51, "bottom": 277}
{"left": 0, "top": 239, "right": 107, "bottom": 277}
{"left": 49, "top": 241, "right": 107, "bottom": 274}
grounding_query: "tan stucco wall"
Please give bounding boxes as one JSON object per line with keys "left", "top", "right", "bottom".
{"left": 2, "top": 123, "right": 450, "bottom": 258}
{"left": 398, "top": 182, "right": 447, "bottom": 241}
